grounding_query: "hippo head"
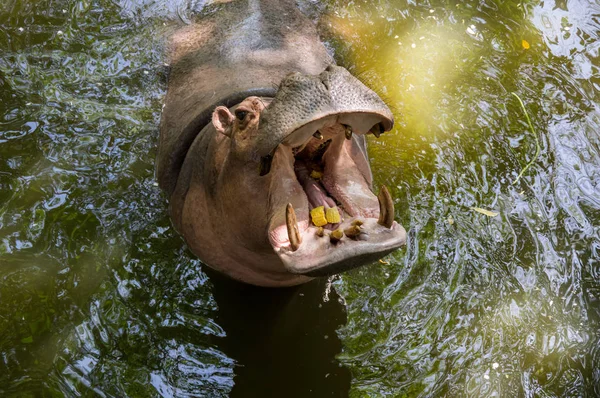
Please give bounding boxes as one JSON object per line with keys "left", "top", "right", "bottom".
{"left": 209, "top": 65, "right": 406, "bottom": 283}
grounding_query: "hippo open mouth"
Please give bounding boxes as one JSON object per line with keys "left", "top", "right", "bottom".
{"left": 263, "top": 66, "right": 407, "bottom": 277}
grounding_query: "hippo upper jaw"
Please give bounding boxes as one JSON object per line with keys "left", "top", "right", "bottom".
{"left": 255, "top": 65, "right": 395, "bottom": 159}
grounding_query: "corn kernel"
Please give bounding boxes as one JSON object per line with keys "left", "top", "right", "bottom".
{"left": 310, "top": 206, "right": 327, "bottom": 227}
{"left": 325, "top": 207, "right": 341, "bottom": 224}
{"left": 310, "top": 170, "right": 323, "bottom": 180}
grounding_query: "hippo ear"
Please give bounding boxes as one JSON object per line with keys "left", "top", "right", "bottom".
{"left": 212, "top": 106, "right": 234, "bottom": 137}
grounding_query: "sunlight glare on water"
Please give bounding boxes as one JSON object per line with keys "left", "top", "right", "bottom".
{"left": 322, "top": 0, "right": 600, "bottom": 396}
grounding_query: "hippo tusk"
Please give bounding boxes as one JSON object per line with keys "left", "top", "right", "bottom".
{"left": 377, "top": 185, "right": 395, "bottom": 228}
{"left": 313, "top": 131, "right": 324, "bottom": 140}
{"left": 286, "top": 203, "right": 302, "bottom": 251}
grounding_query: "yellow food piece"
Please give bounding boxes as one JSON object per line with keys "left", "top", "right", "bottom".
{"left": 310, "top": 170, "right": 323, "bottom": 180}
{"left": 310, "top": 206, "right": 327, "bottom": 227}
{"left": 325, "top": 207, "right": 341, "bottom": 224}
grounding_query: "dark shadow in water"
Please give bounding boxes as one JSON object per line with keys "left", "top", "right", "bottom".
{"left": 207, "top": 270, "right": 351, "bottom": 398}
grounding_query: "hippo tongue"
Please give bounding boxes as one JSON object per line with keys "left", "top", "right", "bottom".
{"left": 294, "top": 160, "right": 337, "bottom": 209}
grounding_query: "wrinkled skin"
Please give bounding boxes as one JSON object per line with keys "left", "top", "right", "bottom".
{"left": 158, "top": 0, "right": 406, "bottom": 287}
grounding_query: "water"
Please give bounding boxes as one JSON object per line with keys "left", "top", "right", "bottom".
{"left": 1, "top": 0, "right": 599, "bottom": 396}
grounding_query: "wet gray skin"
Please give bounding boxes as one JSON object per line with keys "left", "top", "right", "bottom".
{"left": 160, "top": 1, "right": 406, "bottom": 286}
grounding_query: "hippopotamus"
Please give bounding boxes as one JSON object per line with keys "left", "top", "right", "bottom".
{"left": 157, "top": 0, "right": 406, "bottom": 287}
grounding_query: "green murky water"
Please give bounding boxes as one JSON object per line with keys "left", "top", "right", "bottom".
{"left": 1, "top": 0, "right": 599, "bottom": 396}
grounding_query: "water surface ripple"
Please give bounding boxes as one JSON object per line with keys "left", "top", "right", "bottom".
{"left": 1, "top": 0, "right": 599, "bottom": 397}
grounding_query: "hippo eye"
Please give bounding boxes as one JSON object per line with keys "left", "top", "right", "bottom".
{"left": 235, "top": 110, "right": 248, "bottom": 121}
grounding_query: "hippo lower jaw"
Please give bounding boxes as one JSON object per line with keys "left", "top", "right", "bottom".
{"left": 273, "top": 218, "right": 406, "bottom": 277}
{"left": 267, "top": 121, "right": 407, "bottom": 277}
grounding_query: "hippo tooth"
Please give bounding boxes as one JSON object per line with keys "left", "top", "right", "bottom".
{"left": 377, "top": 185, "right": 395, "bottom": 228}
{"left": 369, "top": 123, "right": 383, "bottom": 138}
{"left": 344, "top": 124, "right": 353, "bottom": 140}
{"left": 344, "top": 225, "right": 362, "bottom": 239}
{"left": 310, "top": 139, "right": 331, "bottom": 163}
{"left": 329, "top": 228, "right": 344, "bottom": 243}
{"left": 313, "top": 131, "right": 324, "bottom": 140}
{"left": 286, "top": 203, "right": 302, "bottom": 251}
{"left": 351, "top": 219, "right": 364, "bottom": 227}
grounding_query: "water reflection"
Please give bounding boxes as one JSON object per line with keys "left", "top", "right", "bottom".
{"left": 209, "top": 272, "right": 350, "bottom": 397}
{"left": 1, "top": 0, "right": 600, "bottom": 396}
